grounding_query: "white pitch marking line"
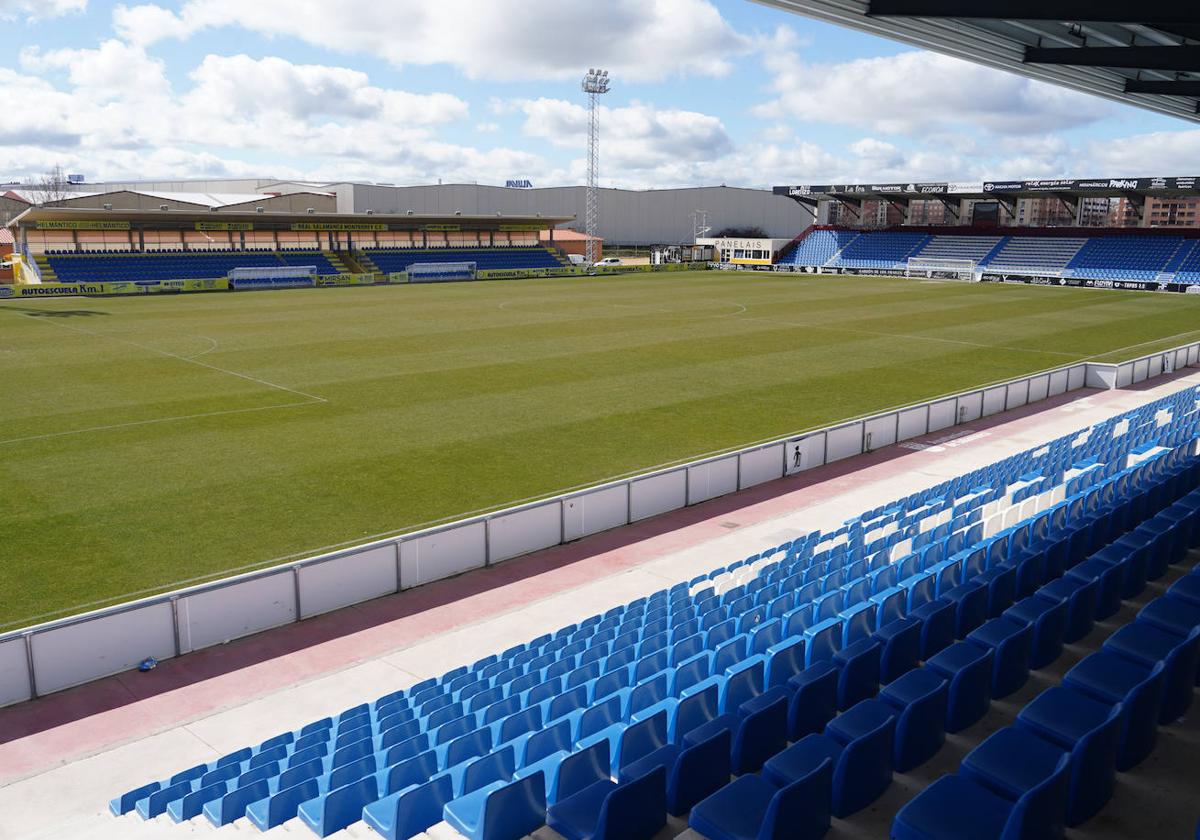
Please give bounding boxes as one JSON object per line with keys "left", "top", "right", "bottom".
{"left": 22, "top": 315, "right": 327, "bottom": 404}
{"left": 185, "top": 335, "right": 220, "bottom": 359}
{"left": 0, "top": 401, "right": 318, "bottom": 446}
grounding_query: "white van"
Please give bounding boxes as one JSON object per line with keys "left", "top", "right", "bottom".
{"left": 593, "top": 257, "right": 621, "bottom": 267}
{"left": 567, "top": 253, "right": 586, "bottom": 266}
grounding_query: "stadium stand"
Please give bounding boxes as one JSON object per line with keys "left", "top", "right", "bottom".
{"left": 108, "top": 382, "right": 1200, "bottom": 839}
{"left": 829, "top": 231, "right": 931, "bottom": 270}
{"left": 362, "top": 247, "right": 565, "bottom": 275}
{"left": 1065, "top": 236, "right": 1186, "bottom": 281}
{"left": 1174, "top": 243, "right": 1200, "bottom": 283}
{"left": 775, "top": 228, "right": 860, "bottom": 267}
{"left": 776, "top": 227, "right": 1200, "bottom": 284}
{"left": 912, "top": 235, "right": 1004, "bottom": 265}
{"left": 985, "top": 237, "right": 1086, "bottom": 276}
{"left": 45, "top": 251, "right": 339, "bottom": 283}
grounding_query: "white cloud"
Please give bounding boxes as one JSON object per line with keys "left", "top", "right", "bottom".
{"left": 0, "top": 0, "right": 85, "bottom": 20}
{"left": 184, "top": 55, "right": 467, "bottom": 125}
{"left": 1082, "top": 129, "right": 1200, "bottom": 175}
{"left": 21, "top": 40, "right": 169, "bottom": 103}
{"left": 113, "top": 0, "right": 751, "bottom": 81}
{"left": 505, "top": 97, "right": 733, "bottom": 173}
{"left": 759, "top": 49, "right": 1111, "bottom": 136}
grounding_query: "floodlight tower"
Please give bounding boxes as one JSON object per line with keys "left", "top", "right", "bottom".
{"left": 581, "top": 68, "right": 610, "bottom": 266}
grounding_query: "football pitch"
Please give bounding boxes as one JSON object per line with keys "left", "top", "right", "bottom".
{"left": 4, "top": 271, "right": 1200, "bottom": 630}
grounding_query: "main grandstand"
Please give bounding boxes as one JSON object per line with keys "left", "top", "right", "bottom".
{"left": 6, "top": 6, "right": 1200, "bottom": 840}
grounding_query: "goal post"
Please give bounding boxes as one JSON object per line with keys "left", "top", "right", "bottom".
{"left": 905, "top": 257, "right": 979, "bottom": 282}
{"left": 407, "top": 262, "right": 477, "bottom": 283}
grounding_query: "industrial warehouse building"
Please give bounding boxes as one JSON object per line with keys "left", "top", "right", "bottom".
{"left": 2, "top": 179, "right": 812, "bottom": 246}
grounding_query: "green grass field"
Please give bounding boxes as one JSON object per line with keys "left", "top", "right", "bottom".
{"left": 4, "top": 271, "right": 1200, "bottom": 630}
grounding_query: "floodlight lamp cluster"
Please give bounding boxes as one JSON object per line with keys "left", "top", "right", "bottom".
{"left": 582, "top": 68, "right": 610, "bottom": 94}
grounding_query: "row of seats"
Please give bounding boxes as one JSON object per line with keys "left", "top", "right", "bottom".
{"left": 831, "top": 233, "right": 931, "bottom": 270}
{"left": 776, "top": 230, "right": 860, "bottom": 267}
{"left": 775, "top": 228, "right": 1200, "bottom": 281}
{"left": 705, "top": 468, "right": 1200, "bottom": 840}
{"left": 985, "top": 237, "right": 1086, "bottom": 274}
{"left": 109, "top": 385, "right": 1200, "bottom": 838}
{"left": 46, "top": 251, "right": 338, "bottom": 282}
{"left": 364, "top": 248, "right": 563, "bottom": 274}
{"left": 896, "top": 514, "right": 1200, "bottom": 837}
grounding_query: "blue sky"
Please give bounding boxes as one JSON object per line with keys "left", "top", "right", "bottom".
{"left": 1, "top": 0, "right": 1197, "bottom": 189}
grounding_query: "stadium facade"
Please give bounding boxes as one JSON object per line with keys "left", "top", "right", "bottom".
{"left": 4, "top": 179, "right": 813, "bottom": 246}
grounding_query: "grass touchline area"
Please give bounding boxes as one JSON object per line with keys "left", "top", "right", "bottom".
{"left": 4, "top": 272, "right": 1200, "bottom": 631}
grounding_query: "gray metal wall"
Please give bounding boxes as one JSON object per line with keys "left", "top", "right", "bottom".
{"left": 346, "top": 184, "right": 813, "bottom": 245}
{"left": 15, "top": 178, "right": 813, "bottom": 245}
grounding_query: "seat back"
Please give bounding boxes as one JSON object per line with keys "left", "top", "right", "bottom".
{"left": 670, "top": 725, "right": 731, "bottom": 815}
{"left": 385, "top": 750, "right": 437, "bottom": 795}
{"left": 594, "top": 765, "right": 667, "bottom": 840}
{"left": 464, "top": 746, "right": 515, "bottom": 795}
{"left": 558, "top": 740, "right": 611, "bottom": 800}
{"left": 618, "top": 710, "right": 669, "bottom": 771}
{"left": 763, "top": 757, "right": 833, "bottom": 840}
{"left": 482, "top": 773, "right": 547, "bottom": 840}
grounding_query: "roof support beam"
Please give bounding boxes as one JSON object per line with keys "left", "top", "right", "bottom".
{"left": 867, "top": 1, "right": 1200, "bottom": 24}
{"left": 1124, "top": 79, "right": 1200, "bottom": 95}
{"left": 1025, "top": 45, "right": 1200, "bottom": 71}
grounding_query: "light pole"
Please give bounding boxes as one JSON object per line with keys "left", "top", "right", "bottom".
{"left": 581, "top": 68, "right": 610, "bottom": 266}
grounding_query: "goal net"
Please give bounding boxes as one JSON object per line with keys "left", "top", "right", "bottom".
{"left": 905, "top": 257, "right": 978, "bottom": 282}
{"left": 407, "top": 261, "right": 477, "bottom": 283}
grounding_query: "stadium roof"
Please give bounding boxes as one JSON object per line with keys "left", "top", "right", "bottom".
{"left": 6, "top": 206, "right": 574, "bottom": 230}
{"left": 755, "top": 1, "right": 1200, "bottom": 122}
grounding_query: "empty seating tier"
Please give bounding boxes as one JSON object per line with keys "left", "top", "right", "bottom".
{"left": 913, "top": 235, "right": 1004, "bottom": 264}
{"left": 1066, "top": 236, "right": 1184, "bottom": 281}
{"left": 110, "top": 385, "right": 1200, "bottom": 838}
{"left": 365, "top": 247, "right": 563, "bottom": 275}
{"left": 830, "top": 232, "right": 931, "bottom": 270}
{"left": 777, "top": 230, "right": 860, "bottom": 267}
{"left": 984, "top": 237, "right": 1086, "bottom": 275}
{"left": 46, "top": 251, "right": 338, "bottom": 283}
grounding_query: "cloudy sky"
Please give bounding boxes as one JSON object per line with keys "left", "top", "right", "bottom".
{"left": 1, "top": 0, "right": 1196, "bottom": 189}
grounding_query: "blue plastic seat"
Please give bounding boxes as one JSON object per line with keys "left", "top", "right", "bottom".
{"left": 167, "top": 780, "right": 228, "bottom": 822}
{"left": 727, "top": 686, "right": 789, "bottom": 774}
{"left": 619, "top": 724, "right": 730, "bottom": 815}
{"left": 874, "top": 616, "right": 921, "bottom": 684}
{"left": 1005, "top": 595, "right": 1067, "bottom": 670}
{"left": 688, "top": 762, "right": 832, "bottom": 840}
{"left": 1064, "top": 650, "right": 1165, "bottom": 771}
{"left": 246, "top": 778, "right": 321, "bottom": 830}
{"left": 1038, "top": 576, "right": 1097, "bottom": 644}
{"left": 135, "top": 780, "right": 195, "bottom": 819}
{"left": 362, "top": 775, "right": 453, "bottom": 840}
{"left": 764, "top": 698, "right": 895, "bottom": 818}
{"left": 203, "top": 779, "right": 270, "bottom": 826}
{"left": 909, "top": 598, "right": 955, "bottom": 659}
{"left": 1015, "top": 685, "right": 1122, "bottom": 826}
{"left": 444, "top": 772, "right": 547, "bottom": 840}
{"left": 786, "top": 661, "right": 839, "bottom": 741}
{"left": 762, "top": 636, "right": 805, "bottom": 690}
{"left": 546, "top": 764, "right": 666, "bottom": 840}
{"left": 879, "top": 667, "right": 949, "bottom": 772}
{"left": 926, "top": 641, "right": 993, "bottom": 732}
{"left": 833, "top": 637, "right": 881, "bottom": 710}
{"left": 297, "top": 776, "right": 379, "bottom": 837}
{"left": 1065, "top": 558, "right": 1124, "bottom": 620}
{"left": 1104, "top": 620, "right": 1200, "bottom": 722}
{"left": 967, "top": 617, "right": 1033, "bottom": 699}
{"left": 1138, "top": 595, "right": 1200, "bottom": 640}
